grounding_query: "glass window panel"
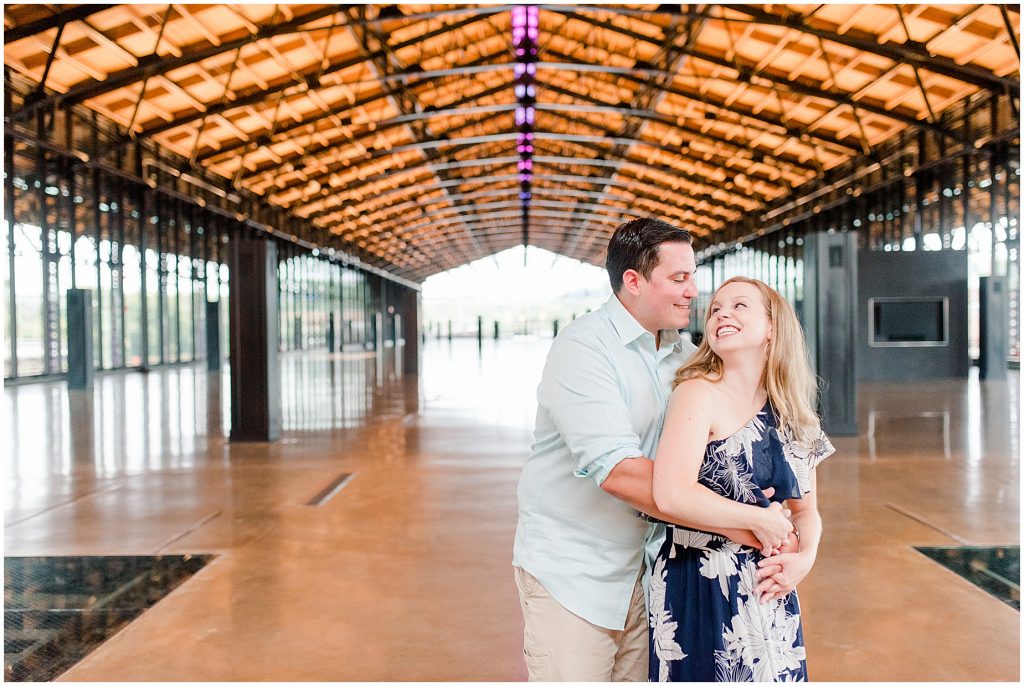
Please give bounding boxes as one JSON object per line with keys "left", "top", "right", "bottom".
{"left": 146, "top": 248, "right": 161, "bottom": 366}
{"left": 178, "top": 254, "right": 193, "bottom": 361}
{"left": 122, "top": 244, "right": 143, "bottom": 366}
{"left": 3, "top": 220, "right": 13, "bottom": 376}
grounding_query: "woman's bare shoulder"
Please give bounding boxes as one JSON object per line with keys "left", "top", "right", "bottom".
{"left": 673, "top": 376, "right": 717, "bottom": 396}
{"left": 670, "top": 377, "right": 720, "bottom": 408}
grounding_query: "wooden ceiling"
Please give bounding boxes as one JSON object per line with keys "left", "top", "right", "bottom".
{"left": 4, "top": 4, "right": 1020, "bottom": 281}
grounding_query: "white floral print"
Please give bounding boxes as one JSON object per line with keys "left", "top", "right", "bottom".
{"left": 649, "top": 554, "right": 687, "bottom": 681}
{"left": 777, "top": 425, "right": 836, "bottom": 493}
{"left": 699, "top": 541, "right": 743, "bottom": 599}
{"left": 717, "top": 415, "right": 766, "bottom": 467}
{"left": 650, "top": 403, "right": 829, "bottom": 682}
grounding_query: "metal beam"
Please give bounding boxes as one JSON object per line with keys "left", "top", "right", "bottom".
{"left": 385, "top": 224, "right": 601, "bottom": 255}
{"left": 249, "top": 118, "right": 793, "bottom": 197}
{"left": 339, "top": 208, "right": 622, "bottom": 243}
{"left": 4, "top": 5, "right": 116, "bottom": 44}
{"left": 285, "top": 141, "right": 756, "bottom": 222}
{"left": 302, "top": 169, "right": 727, "bottom": 233}
{"left": 547, "top": 11, "right": 963, "bottom": 139}
{"left": 326, "top": 155, "right": 738, "bottom": 237}
{"left": 532, "top": 130, "right": 772, "bottom": 210}
{"left": 337, "top": 198, "right": 644, "bottom": 243}
{"left": 268, "top": 138, "right": 516, "bottom": 198}
{"left": 136, "top": 8, "right": 508, "bottom": 140}
{"left": 999, "top": 4, "right": 1020, "bottom": 59}
{"left": 232, "top": 84, "right": 512, "bottom": 177}
{"left": 14, "top": 6, "right": 344, "bottom": 120}
{"left": 343, "top": 5, "right": 489, "bottom": 263}
{"left": 357, "top": 212, "right": 622, "bottom": 251}
{"left": 549, "top": 15, "right": 863, "bottom": 153}
{"left": 4, "top": 121, "right": 419, "bottom": 287}
{"left": 269, "top": 97, "right": 804, "bottom": 200}
{"left": 727, "top": 5, "right": 1019, "bottom": 92}
{"left": 311, "top": 167, "right": 729, "bottom": 229}
{"left": 537, "top": 103, "right": 803, "bottom": 187}
{"left": 301, "top": 143, "right": 748, "bottom": 228}
{"left": 540, "top": 76, "right": 816, "bottom": 172}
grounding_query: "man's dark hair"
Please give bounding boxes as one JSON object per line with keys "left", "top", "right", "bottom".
{"left": 605, "top": 218, "right": 692, "bottom": 292}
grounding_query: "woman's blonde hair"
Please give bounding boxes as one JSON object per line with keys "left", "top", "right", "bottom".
{"left": 674, "top": 276, "right": 821, "bottom": 442}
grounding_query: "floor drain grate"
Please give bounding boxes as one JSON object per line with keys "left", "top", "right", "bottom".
{"left": 915, "top": 545, "right": 1019, "bottom": 610}
{"left": 306, "top": 472, "right": 356, "bottom": 506}
{"left": 4, "top": 554, "right": 213, "bottom": 681}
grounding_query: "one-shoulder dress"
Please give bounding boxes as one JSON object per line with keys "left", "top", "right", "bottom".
{"left": 648, "top": 402, "right": 835, "bottom": 682}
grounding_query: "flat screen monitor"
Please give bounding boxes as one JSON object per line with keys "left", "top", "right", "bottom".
{"left": 869, "top": 297, "right": 948, "bottom": 347}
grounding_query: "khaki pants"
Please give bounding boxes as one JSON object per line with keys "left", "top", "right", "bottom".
{"left": 514, "top": 566, "right": 648, "bottom": 682}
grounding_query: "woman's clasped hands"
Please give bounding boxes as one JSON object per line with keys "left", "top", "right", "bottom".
{"left": 754, "top": 538, "right": 815, "bottom": 604}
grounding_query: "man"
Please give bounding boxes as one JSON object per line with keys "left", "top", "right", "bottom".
{"left": 512, "top": 218, "right": 762, "bottom": 681}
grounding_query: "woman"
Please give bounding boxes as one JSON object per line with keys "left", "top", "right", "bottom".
{"left": 649, "top": 277, "right": 835, "bottom": 682}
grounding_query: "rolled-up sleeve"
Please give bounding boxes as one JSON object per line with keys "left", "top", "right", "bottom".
{"left": 537, "top": 334, "right": 644, "bottom": 485}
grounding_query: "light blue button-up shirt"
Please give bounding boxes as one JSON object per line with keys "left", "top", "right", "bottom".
{"left": 513, "top": 295, "right": 696, "bottom": 630}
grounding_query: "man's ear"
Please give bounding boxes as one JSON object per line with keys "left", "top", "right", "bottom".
{"left": 621, "top": 269, "right": 642, "bottom": 296}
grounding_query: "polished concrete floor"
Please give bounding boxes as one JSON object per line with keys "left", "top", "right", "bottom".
{"left": 3, "top": 337, "right": 1020, "bottom": 681}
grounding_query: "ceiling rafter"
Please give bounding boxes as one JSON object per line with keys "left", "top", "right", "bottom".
{"left": 539, "top": 74, "right": 818, "bottom": 172}
{"left": 528, "top": 137, "right": 761, "bottom": 215}
{"left": 12, "top": 5, "right": 345, "bottom": 120}
{"left": 330, "top": 187, "right": 645, "bottom": 243}
{"left": 342, "top": 4, "right": 493, "bottom": 262}
{"left": 187, "top": 10, "right": 510, "bottom": 157}
{"left": 344, "top": 209, "right": 623, "bottom": 248}
{"left": 529, "top": 146, "right": 755, "bottom": 216}
{"left": 537, "top": 103, "right": 803, "bottom": 188}
{"left": 3, "top": 5, "right": 117, "bottom": 44}
{"left": 548, "top": 14, "right": 863, "bottom": 154}
{"left": 305, "top": 168, "right": 728, "bottom": 234}
{"left": 726, "top": 4, "right": 1018, "bottom": 92}
{"left": 233, "top": 82, "right": 513, "bottom": 181}
{"left": 269, "top": 133, "right": 516, "bottom": 200}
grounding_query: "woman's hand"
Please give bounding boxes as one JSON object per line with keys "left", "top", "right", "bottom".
{"left": 758, "top": 526, "right": 799, "bottom": 558}
{"left": 754, "top": 550, "right": 815, "bottom": 603}
{"left": 750, "top": 502, "right": 793, "bottom": 554}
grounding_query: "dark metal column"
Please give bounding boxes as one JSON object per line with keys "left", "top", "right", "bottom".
{"left": 397, "top": 286, "right": 421, "bottom": 377}
{"left": 802, "top": 231, "right": 858, "bottom": 436}
{"left": 206, "top": 299, "right": 221, "bottom": 372}
{"left": 979, "top": 275, "right": 1008, "bottom": 380}
{"left": 228, "top": 233, "right": 281, "bottom": 441}
{"left": 66, "top": 288, "right": 93, "bottom": 389}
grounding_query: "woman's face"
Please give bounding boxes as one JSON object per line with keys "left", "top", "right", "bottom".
{"left": 706, "top": 281, "right": 772, "bottom": 357}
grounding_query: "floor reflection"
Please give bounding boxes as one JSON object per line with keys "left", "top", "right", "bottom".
{"left": 4, "top": 555, "right": 213, "bottom": 681}
{"left": 915, "top": 546, "right": 1020, "bottom": 610}
{"left": 419, "top": 336, "right": 550, "bottom": 428}
{"left": 3, "top": 347, "right": 416, "bottom": 478}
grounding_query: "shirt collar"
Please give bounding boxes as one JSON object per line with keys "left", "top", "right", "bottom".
{"left": 660, "top": 326, "right": 684, "bottom": 352}
{"left": 605, "top": 295, "right": 684, "bottom": 352}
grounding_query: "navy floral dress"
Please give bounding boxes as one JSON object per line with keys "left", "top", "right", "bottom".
{"left": 648, "top": 402, "right": 834, "bottom": 682}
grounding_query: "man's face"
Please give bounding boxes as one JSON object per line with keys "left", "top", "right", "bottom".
{"left": 634, "top": 241, "right": 699, "bottom": 332}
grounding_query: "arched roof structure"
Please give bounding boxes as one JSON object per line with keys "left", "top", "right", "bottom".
{"left": 4, "top": 3, "right": 1020, "bottom": 281}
